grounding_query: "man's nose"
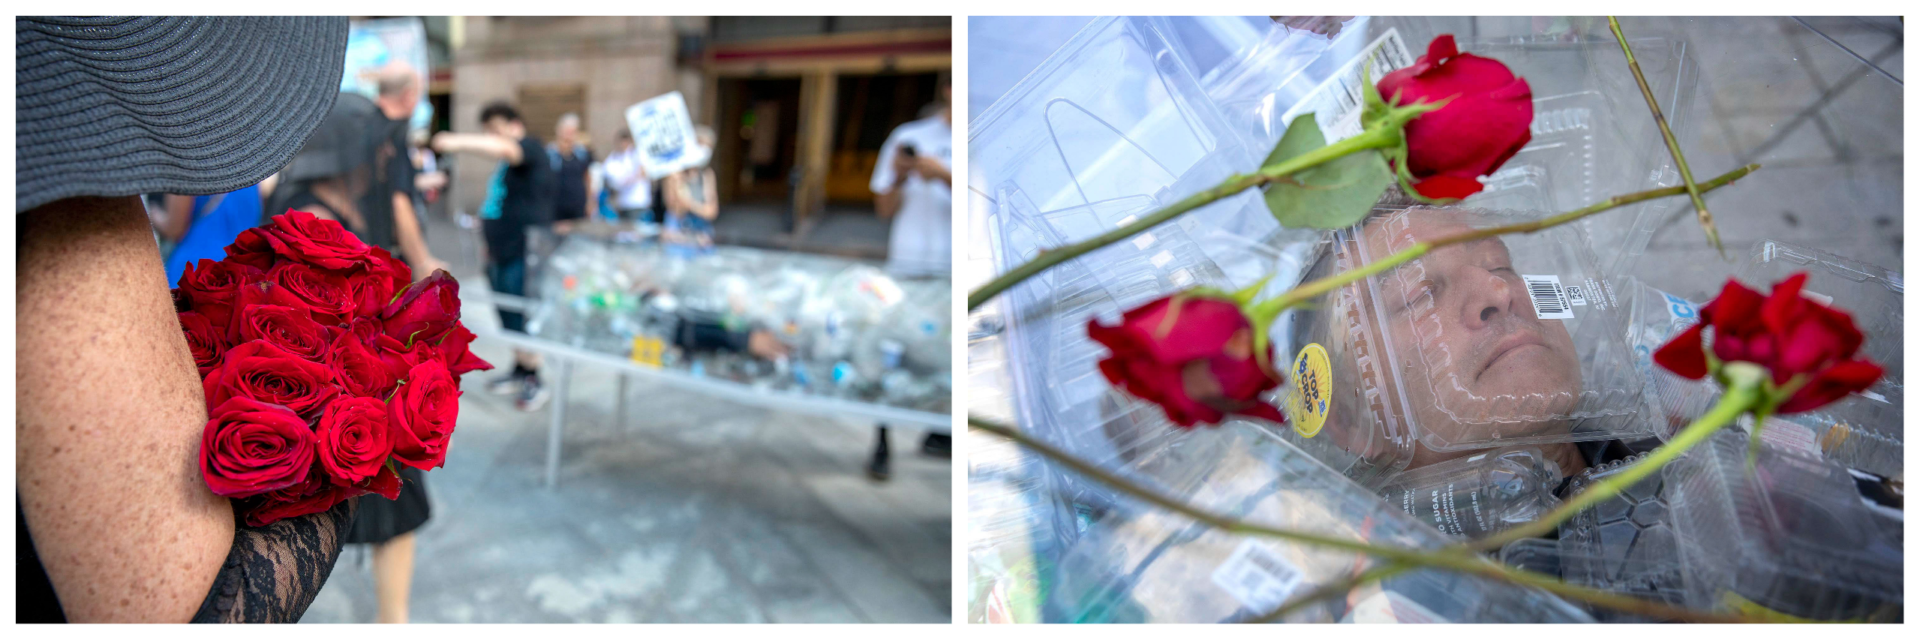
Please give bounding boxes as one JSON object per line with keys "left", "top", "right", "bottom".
{"left": 1462, "top": 268, "right": 1515, "bottom": 330}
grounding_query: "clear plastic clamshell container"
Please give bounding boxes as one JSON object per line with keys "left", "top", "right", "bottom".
{"left": 973, "top": 16, "right": 1356, "bottom": 503}
{"left": 1617, "top": 276, "right": 1719, "bottom": 441}
{"left": 1499, "top": 537, "right": 1686, "bottom": 623}
{"left": 1664, "top": 429, "right": 1904, "bottom": 622}
{"left": 1187, "top": 19, "right": 1697, "bottom": 281}
{"left": 1311, "top": 205, "right": 1653, "bottom": 453}
{"left": 1733, "top": 239, "right": 1903, "bottom": 479}
{"left": 1555, "top": 449, "right": 1690, "bottom": 618}
{"left": 1043, "top": 422, "right": 1593, "bottom": 623}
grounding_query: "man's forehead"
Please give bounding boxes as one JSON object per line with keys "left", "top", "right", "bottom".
{"left": 1358, "top": 210, "right": 1510, "bottom": 274}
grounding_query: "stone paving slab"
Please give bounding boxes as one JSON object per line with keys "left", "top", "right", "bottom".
{"left": 302, "top": 335, "right": 952, "bottom": 623}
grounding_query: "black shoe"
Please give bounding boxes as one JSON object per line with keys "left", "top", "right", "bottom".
{"left": 920, "top": 433, "right": 951, "bottom": 459}
{"left": 867, "top": 426, "right": 891, "bottom": 481}
{"left": 487, "top": 370, "right": 526, "bottom": 396}
{"left": 516, "top": 374, "right": 551, "bottom": 411}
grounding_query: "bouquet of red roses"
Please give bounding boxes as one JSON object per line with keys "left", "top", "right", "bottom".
{"left": 173, "top": 211, "right": 492, "bottom": 526}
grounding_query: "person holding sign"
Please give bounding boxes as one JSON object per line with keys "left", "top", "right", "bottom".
{"left": 663, "top": 126, "right": 721, "bottom": 257}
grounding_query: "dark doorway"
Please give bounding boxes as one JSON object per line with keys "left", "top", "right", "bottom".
{"left": 716, "top": 77, "right": 803, "bottom": 204}
{"left": 827, "top": 72, "right": 942, "bottom": 206}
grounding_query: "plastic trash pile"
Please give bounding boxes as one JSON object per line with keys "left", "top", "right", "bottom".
{"left": 524, "top": 228, "right": 952, "bottom": 414}
{"left": 966, "top": 17, "right": 1901, "bottom": 623}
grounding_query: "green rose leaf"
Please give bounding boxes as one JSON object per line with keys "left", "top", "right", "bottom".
{"left": 1261, "top": 115, "right": 1393, "bottom": 229}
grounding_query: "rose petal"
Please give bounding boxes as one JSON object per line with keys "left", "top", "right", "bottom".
{"left": 1778, "top": 360, "right": 1884, "bottom": 414}
{"left": 1653, "top": 322, "right": 1710, "bottom": 379}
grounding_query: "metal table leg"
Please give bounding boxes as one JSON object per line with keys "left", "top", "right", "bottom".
{"left": 545, "top": 358, "right": 573, "bottom": 488}
{"left": 615, "top": 372, "right": 629, "bottom": 432}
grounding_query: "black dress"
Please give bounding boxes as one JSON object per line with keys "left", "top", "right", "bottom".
{"left": 345, "top": 465, "right": 430, "bottom": 545}
{"left": 17, "top": 500, "right": 67, "bottom": 622}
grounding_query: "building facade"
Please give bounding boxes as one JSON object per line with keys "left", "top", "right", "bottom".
{"left": 443, "top": 16, "right": 950, "bottom": 236}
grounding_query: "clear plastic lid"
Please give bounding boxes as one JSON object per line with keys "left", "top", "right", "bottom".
{"left": 1556, "top": 450, "right": 1690, "bottom": 615}
{"left": 1182, "top": 19, "right": 1697, "bottom": 282}
{"left": 1664, "top": 429, "right": 1903, "bottom": 621}
{"left": 1617, "top": 276, "right": 1719, "bottom": 441}
{"left": 973, "top": 16, "right": 1361, "bottom": 499}
{"left": 1499, "top": 537, "right": 1688, "bottom": 623}
{"left": 1734, "top": 239, "right": 1903, "bottom": 478}
{"left": 1042, "top": 423, "right": 1592, "bottom": 622}
{"left": 1313, "top": 205, "right": 1653, "bottom": 452}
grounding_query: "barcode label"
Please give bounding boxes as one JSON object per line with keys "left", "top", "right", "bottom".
{"left": 1210, "top": 540, "right": 1305, "bottom": 612}
{"left": 1278, "top": 29, "right": 1415, "bottom": 143}
{"left": 1521, "top": 274, "right": 1575, "bottom": 320}
{"left": 1564, "top": 284, "right": 1589, "bottom": 306}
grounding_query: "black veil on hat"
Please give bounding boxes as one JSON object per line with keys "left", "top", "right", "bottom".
{"left": 15, "top": 16, "right": 350, "bottom": 212}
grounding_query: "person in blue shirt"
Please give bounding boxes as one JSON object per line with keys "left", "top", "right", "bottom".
{"left": 157, "top": 185, "right": 265, "bottom": 287}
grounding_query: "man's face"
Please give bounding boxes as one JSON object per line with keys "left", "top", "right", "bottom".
{"left": 1360, "top": 211, "right": 1581, "bottom": 447}
{"left": 557, "top": 122, "right": 578, "bottom": 145}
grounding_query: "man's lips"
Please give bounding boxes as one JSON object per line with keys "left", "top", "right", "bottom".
{"left": 1481, "top": 332, "right": 1549, "bottom": 379}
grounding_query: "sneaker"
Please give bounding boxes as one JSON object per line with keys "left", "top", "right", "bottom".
{"left": 486, "top": 371, "right": 525, "bottom": 396}
{"left": 516, "top": 374, "right": 551, "bottom": 412}
{"left": 920, "top": 433, "right": 951, "bottom": 459}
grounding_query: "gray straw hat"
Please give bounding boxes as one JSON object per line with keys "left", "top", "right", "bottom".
{"left": 15, "top": 16, "right": 350, "bottom": 212}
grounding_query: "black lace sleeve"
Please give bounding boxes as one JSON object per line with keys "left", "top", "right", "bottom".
{"left": 191, "top": 497, "right": 356, "bottom": 623}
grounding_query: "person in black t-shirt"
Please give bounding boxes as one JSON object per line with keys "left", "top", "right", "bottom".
{"left": 432, "top": 102, "right": 557, "bottom": 410}
{"left": 548, "top": 112, "right": 594, "bottom": 230}
{"left": 372, "top": 65, "right": 447, "bottom": 278}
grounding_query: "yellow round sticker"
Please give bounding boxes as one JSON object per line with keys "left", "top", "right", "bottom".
{"left": 1286, "top": 343, "right": 1332, "bottom": 438}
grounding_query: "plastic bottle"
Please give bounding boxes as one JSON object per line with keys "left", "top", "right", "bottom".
{"left": 1377, "top": 448, "right": 1562, "bottom": 539}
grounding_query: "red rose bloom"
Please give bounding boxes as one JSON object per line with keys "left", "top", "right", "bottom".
{"left": 235, "top": 304, "right": 333, "bottom": 363}
{"left": 370, "top": 326, "right": 431, "bottom": 388}
{"left": 1376, "top": 35, "right": 1534, "bottom": 200}
{"left": 1654, "top": 273, "right": 1884, "bottom": 413}
{"left": 179, "top": 311, "right": 228, "bottom": 376}
{"left": 224, "top": 227, "right": 279, "bottom": 272}
{"left": 176, "top": 259, "right": 266, "bottom": 330}
{"left": 270, "top": 262, "right": 356, "bottom": 326}
{"left": 1087, "top": 295, "right": 1287, "bottom": 428}
{"left": 203, "top": 340, "right": 340, "bottom": 419}
{"left": 258, "top": 210, "right": 372, "bottom": 270}
{"left": 341, "top": 248, "right": 411, "bottom": 319}
{"left": 315, "top": 397, "right": 394, "bottom": 485}
{"left": 245, "top": 468, "right": 345, "bottom": 527}
{"left": 381, "top": 270, "right": 462, "bottom": 346}
{"left": 431, "top": 324, "right": 494, "bottom": 378}
{"left": 328, "top": 330, "right": 400, "bottom": 399}
{"left": 355, "top": 463, "right": 403, "bottom": 501}
{"left": 226, "top": 280, "right": 311, "bottom": 341}
{"left": 200, "top": 397, "right": 316, "bottom": 498}
{"left": 348, "top": 316, "right": 384, "bottom": 343}
{"left": 389, "top": 359, "right": 461, "bottom": 469}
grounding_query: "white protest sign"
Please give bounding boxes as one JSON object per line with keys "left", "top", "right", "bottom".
{"left": 625, "top": 91, "right": 707, "bottom": 177}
